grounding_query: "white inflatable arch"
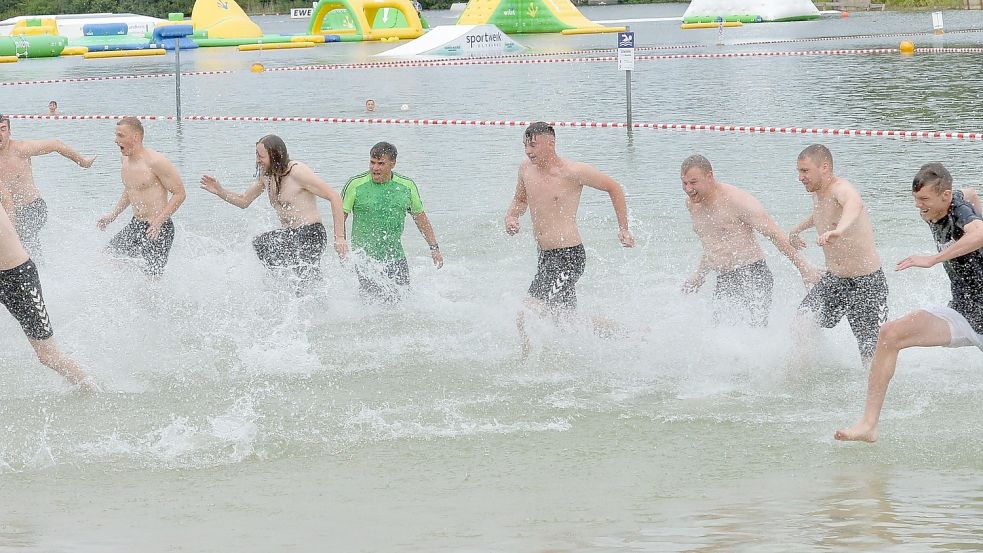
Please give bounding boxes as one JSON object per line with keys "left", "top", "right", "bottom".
{"left": 683, "top": 0, "right": 820, "bottom": 22}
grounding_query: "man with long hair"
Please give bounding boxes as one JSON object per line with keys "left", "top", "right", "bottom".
{"left": 200, "top": 134, "right": 348, "bottom": 284}
{"left": 98, "top": 117, "right": 186, "bottom": 277}
{"left": 0, "top": 114, "right": 95, "bottom": 257}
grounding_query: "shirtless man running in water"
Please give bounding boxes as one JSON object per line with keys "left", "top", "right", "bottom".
{"left": 0, "top": 189, "right": 96, "bottom": 390}
{"left": 0, "top": 114, "right": 95, "bottom": 256}
{"left": 200, "top": 134, "right": 348, "bottom": 284}
{"left": 790, "top": 144, "right": 888, "bottom": 366}
{"left": 681, "top": 154, "right": 822, "bottom": 326}
{"left": 505, "top": 122, "right": 635, "bottom": 352}
{"left": 98, "top": 117, "right": 186, "bottom": 277}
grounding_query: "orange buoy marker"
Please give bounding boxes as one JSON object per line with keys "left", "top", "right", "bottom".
{"left": 251, "top": 63, "right": 265, "bottom": 73}
{"left": 900, "top": 41, "right": 915, "bottom": 54}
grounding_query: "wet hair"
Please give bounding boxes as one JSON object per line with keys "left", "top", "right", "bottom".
{"left": 116, "top": 116, "right": 144, "bottom": 137}
{"left": 680, "top": 154, "right": 713, "bottom": 175}
{"left": 524, "top": 122, "right": 555, "bottom": 141}
{"left": 370, "top": 141, "right": 397, "bottom": 161}
{"left": 798, "top": 144, "right": 833, "bottom": 168}
{"left": 0, "top": 114, "right": 9, "bottom": 128}
{"left": 49, "top": 100, "right": 57, "bottom": 106}
{"left": 256, "top": 134, "right": 294, "bottom": 200}
{"left": 912, "top": 162, "right": 952, "bottom": 193}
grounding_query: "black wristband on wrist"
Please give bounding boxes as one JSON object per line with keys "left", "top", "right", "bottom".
{"left": 429, "top": 243, "right": 439, "bottom": 251}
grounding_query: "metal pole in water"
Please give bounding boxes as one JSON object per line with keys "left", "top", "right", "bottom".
{"left": 625, "top": 26, "right": 633, "bottom": 138}
{"left": 174, "top": 40, "right": 182, "bottom": 120}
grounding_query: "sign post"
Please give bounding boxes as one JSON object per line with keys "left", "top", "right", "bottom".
{"left": 156, "top": 25, "right": 194, "bottom": 119}
{"left": 618, "top": 28, "right": 634, "bottom": 136}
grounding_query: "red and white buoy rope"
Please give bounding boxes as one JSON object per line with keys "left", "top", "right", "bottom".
{"left": 3, "top": 46, "right": 981, "bottom": 88}
{"left": 7, "top": 113, "right": 982, "bottom": 141}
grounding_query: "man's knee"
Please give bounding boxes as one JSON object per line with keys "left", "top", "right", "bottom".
{"left": 877, "top": 319, "right": 911, "bottom": 350}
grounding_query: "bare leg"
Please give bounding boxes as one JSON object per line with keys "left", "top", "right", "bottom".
{"left": 588, "top": 315, "right": 615, "bottom": 338}
{"left": 29, "top": 337, "right": 99, "bottom": 391}
{"left": 516, "top": 309, "right": 531, "bottom": 360}
{"left": 790, "top": 311, "right": 820, "bottom": 369}
{"left": 517, "top": 297, "right": 546, "bottom": 360}
{"left": 834, "top": 310, "right": 951, "bottom": 443}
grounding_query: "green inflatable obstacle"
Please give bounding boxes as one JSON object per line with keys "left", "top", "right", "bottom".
{"left": 0, "top": 35, "right": 67, "bottom": 57}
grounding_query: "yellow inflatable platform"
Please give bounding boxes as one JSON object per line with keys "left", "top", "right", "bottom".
{"left": 680, "top": 21, "right": 744, "bottom": 29}
{"left": 192, "top": 0, "right": 263, "bottom": 39}
{"left": 83, "top": 49, "right": 166, "bottom": 59}
{"left": 309, "top": 0, "right": 425, "bottom": 42}
{"left": 239, "top": 41, "right": 316, "bottom": 51}
{"left": 11, "top": 18, "right": 59, "bottom": 36}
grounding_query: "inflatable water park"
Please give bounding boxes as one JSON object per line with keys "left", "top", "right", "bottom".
{"left": 0, "top": 0, "right": 823, "bottom": 62}
{"left": 683, "top": 0, "right": 821, "bottom": 23}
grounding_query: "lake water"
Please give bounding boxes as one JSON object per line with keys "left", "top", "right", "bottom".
{"left": 3, "top": 3, "right": 983, "bottom": 551}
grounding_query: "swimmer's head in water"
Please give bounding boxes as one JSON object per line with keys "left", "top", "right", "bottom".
{"left": 523, "top": 122, "right": 555, "bottom": 163}
{"left": 680, "top": 154, "right": 715, "bottom": 203}
{"left": 369, "top": 142, "right": 397, "bottom": 183}
{"left": 366, "top": 99, "right": 376, "bottom": 112}
{"left": 48, "top": 100, "right": 57, "bottom": 113}
{"left": 912, "top": 162, "right": 954, "bottom": 223}
{"left": 115, "top": 117, "right": 144, "bottom": 156}
{"left": 797, "top": 144, "right": 833, "bottom": 193}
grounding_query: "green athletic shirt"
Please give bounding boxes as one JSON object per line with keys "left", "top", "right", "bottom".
{"left": 342, "top": 171, "right": 424, "bottom": 261}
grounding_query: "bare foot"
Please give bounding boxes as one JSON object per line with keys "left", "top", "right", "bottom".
{"left": 834, "top": 422, "right": 878, "bottom": 443}
{"left": 76, "top": 376, "right": 103, "bottom": 393}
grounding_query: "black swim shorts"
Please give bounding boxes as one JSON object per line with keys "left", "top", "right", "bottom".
{"left": 528, "top": 244, "right": 586, "bottom": 309}
{"left": 713, "top": 259, "right": 774, "bottom": 327}
{"left": 356, "top": 257, "right": 410, "bottom": 303}
{"left": 799, "top": 268, "right": 889, "bottom": 359}
{"left": 14, "top": 197, "right": 47, "bottom": 256}
{"left": 107, "top": 217, "right": 176, "bottom": 276}
{"left": 252, "top": 222, "right": 327, "bottom": 282}
{"left": 0, "top": 259, "right": 53, "bottom": 340}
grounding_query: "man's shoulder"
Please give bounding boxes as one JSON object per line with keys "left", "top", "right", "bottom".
{"left": 833, "top": 176, "right": 861, "bottom": 193}
{"left": 391, "top": 172, "right": 417, "bottom": 188}
{"left": 7, "top": 140, "right": 33, "bottom": 157}
{"left": 952, "top": 195, "right": 981, "bottom": 223}
{"left": 343, "top": 171, "right": 372, "bottom": 190}
{"left": 564, "top": 158, "right": 595, "bottom": 174}
{"left": 146, "top": 148, "right": 174, "bottom": 166}
{"left": 719, "top": 182, "right": 760, "bottom": 207}
{"left": 285, "top": 161, "right": 314, "bottom": 180}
